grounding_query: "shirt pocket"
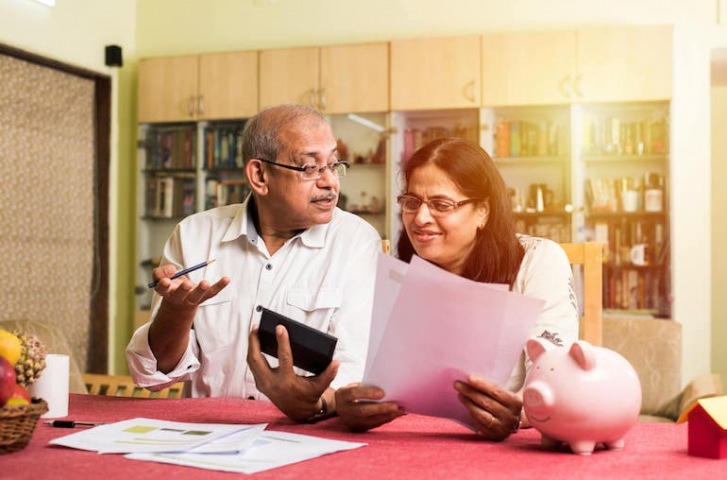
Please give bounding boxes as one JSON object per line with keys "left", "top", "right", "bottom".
{"left": 194, "top": 287, "right": 236, "bottom": 353}
{"left": 285, "top": 287, "right": 343, "bottom": 331}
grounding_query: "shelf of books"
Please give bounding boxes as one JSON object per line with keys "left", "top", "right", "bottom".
{"left": 328, "top": 113, "right": 389, "bottom": 238}
{"left": 136, "top": 120, "right": 252, "bottom": 309}
{"left": 579, "top": 101, "right": 671, "bottom": 318}
{"left": 480, "top": 105, "right": 573, "bottom": 242}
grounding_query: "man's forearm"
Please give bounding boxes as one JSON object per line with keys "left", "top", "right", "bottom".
{"left": 148, "top": 301, "right": 197, "bottom": 373}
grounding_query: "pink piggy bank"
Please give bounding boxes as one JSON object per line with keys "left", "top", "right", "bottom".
{"left": 522, "top": 338, "right": 642, "bottom": 455}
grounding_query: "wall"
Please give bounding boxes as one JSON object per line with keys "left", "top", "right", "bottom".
{"left": 0, "top": 0, "right": 723, "bottom": 382}
{"left": 711, "top": 81, "right": 727, "bottom": 386}
{"left": 133, "top": 0, "right": 719, "bottom": 386}
{"left": 0, "top": 0, "right": 138, "bottom": 373}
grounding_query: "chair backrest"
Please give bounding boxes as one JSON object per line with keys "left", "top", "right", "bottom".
{"left": 83, "top": 373, "right": 185, "bottom": 399}
{"left": 558, "top": 242, "right": 603, "bottom": 346}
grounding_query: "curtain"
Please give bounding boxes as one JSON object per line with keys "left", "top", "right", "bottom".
{"left": 0, "top": 53, "right": 96, "bottom": 372}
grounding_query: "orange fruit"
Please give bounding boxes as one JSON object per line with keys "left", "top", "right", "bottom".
{"left": 0, "top": 329, "right": 21, "bottom": 365}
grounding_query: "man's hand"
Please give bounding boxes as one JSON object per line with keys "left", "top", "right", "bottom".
{"left": 335, "top": 383, "right": 404, "bottom": 432}
{"left": 248, "top": 324, "right": 338, "bottom": 421}
{"left": 151, "top": 264, "right": 230, "bottom": 311}
{"left": 148, "top": 264, "right": 230, "bottom": 373}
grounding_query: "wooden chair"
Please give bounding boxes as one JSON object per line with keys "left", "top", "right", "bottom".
{"left": 559, "top": 242, "right": 603, "bottom": 346}
{"left": 83, "top": 373, "right": 185, "bottom": 399}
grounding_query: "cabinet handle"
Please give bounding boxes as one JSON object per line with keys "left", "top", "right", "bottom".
{"left": 573, "top": 74, "right": 583, "bottom": 99}
{"left": 558, "top": 75, "right": 572, "bottom": 99}
{"left": 197, "top": 95, "right": 205, "bottom": 116}
{"left": 463, "top": 80, "right": 476, "bottom": 104}
{"left": 187, "top": 96, "right": 195, "bottom": 117}
{"left": 308, "top": 89, "right": 317, "bottom": 107}
{"left": 318, "top": 88, "right": 327, "bottom": 111}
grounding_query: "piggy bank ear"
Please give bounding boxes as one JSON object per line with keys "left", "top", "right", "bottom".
{"left": 569, "top": 341, "right": 597, "bottom": 371}
{"left": 525, "top": 338, "right": 550, "bottom": 361}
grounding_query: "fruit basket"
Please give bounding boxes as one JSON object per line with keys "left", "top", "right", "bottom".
{"left": 0, "top": 398, "right": 48, "bottom": 454}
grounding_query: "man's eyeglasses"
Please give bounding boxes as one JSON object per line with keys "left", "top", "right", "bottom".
{"left": 258, "top": 158, "right": 349, "bottom": 181}
{"left": 396, "top": 194, "right": 483, "bottom": 215}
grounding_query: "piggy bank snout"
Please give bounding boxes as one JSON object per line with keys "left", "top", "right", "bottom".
{"left": 523, "top": 381, "right": 554, "bottom": 413}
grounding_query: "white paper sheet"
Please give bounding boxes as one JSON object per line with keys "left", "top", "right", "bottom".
{"left": 126, "top": 430, "right": 367, "bottom": 474}
{"left": 363, "top": 254, "right": 544, "bottom": 428}
{"left": 49, "top": 418, "right": 260, "bottom": 454}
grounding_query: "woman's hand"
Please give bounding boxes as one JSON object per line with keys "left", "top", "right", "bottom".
{"left": 335, "top": 383, "right": 404, "bottom": 432}
{"left": 454, "top": 375, "right": 522, "bottom": 441}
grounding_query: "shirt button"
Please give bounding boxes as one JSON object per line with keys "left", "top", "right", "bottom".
{"left": 255, "top": 305, "right": 262, "bottom": 312}
{"left": 265, "top": 263, "right": 272, "bottom": 270}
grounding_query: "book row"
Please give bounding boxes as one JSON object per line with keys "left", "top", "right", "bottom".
{"left": 582, "top": 115, "right": 669, "bottom": 157}
{"left": 604, "top": 267, "right": 669, "bottom": 314}
{"left": 204, "top": 124, "right": 245, "bottom": 171}
{"left": 144, "top": 127, "right": 196, "bottom": 170}
{"left": 494, "top": 120, "right": 560, "bottom": 158}
{"left": 144, "top": 176, "right": 195, "bottom": 218}
{"left": 205, "top": 178, "right": 251, "bottom": 210}
{"left": 401, "top": 125, "right": 479, "bottom": 163}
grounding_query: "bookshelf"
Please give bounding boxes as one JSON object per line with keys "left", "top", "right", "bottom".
{"left": 328, "top": 113, "right": 389, "bottom": 238}
{"left": 577, "top": 101, "right": 671, "bottom": 317}
{"left": 135, "top": 27, "right": 673, "bottom": 318}
{"left": 480, "top": 105, "right": 573, "bottom": 243}
{"left": 136, "top": 121, "right": 251, "bottom": 309}
{"left": 385, "top": 101, "right": 671, "bottom": 318}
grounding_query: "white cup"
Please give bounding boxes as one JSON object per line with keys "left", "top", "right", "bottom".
{"left": 621, "top": 190, "right": 639, "bottom": 212}
{"left": 28, "top": 353, "right": 70, "bottom": 418}
{"left": 630, "top": 244, "right": 649, "bottom": 266}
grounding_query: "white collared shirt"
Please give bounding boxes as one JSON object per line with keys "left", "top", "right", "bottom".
{"left": 126, "top": 197, "right": 381, "bottom": 399}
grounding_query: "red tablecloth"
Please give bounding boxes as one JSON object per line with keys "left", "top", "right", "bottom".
{"left": 3, "top": 394, "right": 721, "bottom": 479}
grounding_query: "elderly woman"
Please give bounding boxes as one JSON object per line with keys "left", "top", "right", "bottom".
{"left": 335, "top": 137, "right": 579, "bottom": 441}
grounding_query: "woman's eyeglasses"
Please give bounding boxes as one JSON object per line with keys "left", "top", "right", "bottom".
{"left": 396, "top": 194, "right": 483, "bottom": 215}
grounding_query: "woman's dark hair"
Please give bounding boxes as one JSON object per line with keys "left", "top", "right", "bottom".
{"left": 396, "top": 137, "right": 525, "bottom": 286}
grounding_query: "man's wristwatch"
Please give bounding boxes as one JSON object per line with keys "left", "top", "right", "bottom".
{"left": 306, "top": 395, "right": 330, "bottom": 422}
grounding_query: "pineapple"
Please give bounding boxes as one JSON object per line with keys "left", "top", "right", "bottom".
{"left": 12, "top": 331, "right": 47, "bottom": 387}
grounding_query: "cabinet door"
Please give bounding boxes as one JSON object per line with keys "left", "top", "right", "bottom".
{"left": 576, "top": 26, "right": 672, "bottom": 102}
{"left": 390, "top": 36, "right": 480, "bottom": 110}
{"left": 259, "top": 47, "right": 319, "bottom": 109}
{"left": 138, "top": 56, "right": 199, "bottom": 123}
{"left": 481, "top": 32, "right": 577, "bottom": 106}
{"left": 320, "top": 43, "right": 389, "bottom": 114}
{"left": 199, "top": 51, "right": 259, "bottom": 120}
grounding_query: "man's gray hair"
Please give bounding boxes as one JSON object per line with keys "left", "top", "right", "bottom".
{"left": 241, "top": 104, "right": 328, "bottom": 164}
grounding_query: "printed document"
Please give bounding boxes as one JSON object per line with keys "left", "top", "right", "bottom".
{"left": 363, "top": 254, "right": 544, "bottom": 428}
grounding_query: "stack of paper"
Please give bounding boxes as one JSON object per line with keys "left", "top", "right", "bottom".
{"left": 50, "top": 418, "right": 365, "bottom": 474}
{"left": 363, "top": 254, "right": 545, "bottom": 428}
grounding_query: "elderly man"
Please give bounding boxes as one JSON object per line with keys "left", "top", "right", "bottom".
{"left": 126, "top": 104, "right": 381, "bottom": 421}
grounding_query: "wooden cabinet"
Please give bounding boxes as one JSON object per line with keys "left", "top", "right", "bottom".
{"left": 138, "top": 55, "right": 199, "bottom": 123}
{"left": 259, "top": 43, "right": 389, "bottom": 114}
{"left": 198, "top": 51, "right": 258, "bottom": 120}
{"left": 481, "top": 26, "right": 672, "bottom": 106}
{"left": 320, "top": 43, "right": 389, "bottom": 114}
{"left": 259, "top": 47, "right": 319, "bottom": 109}
{"left": 390, "top": 36, "right": 481, "bottom": 110}
{"left": 481, "top": 32, "right": 576, "bottom": 106}
{"left": 576, "top": 26, "right": 672, "bottom": 103}
{"left": 138, "top": 51, "right": 258, "bottom": 123}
